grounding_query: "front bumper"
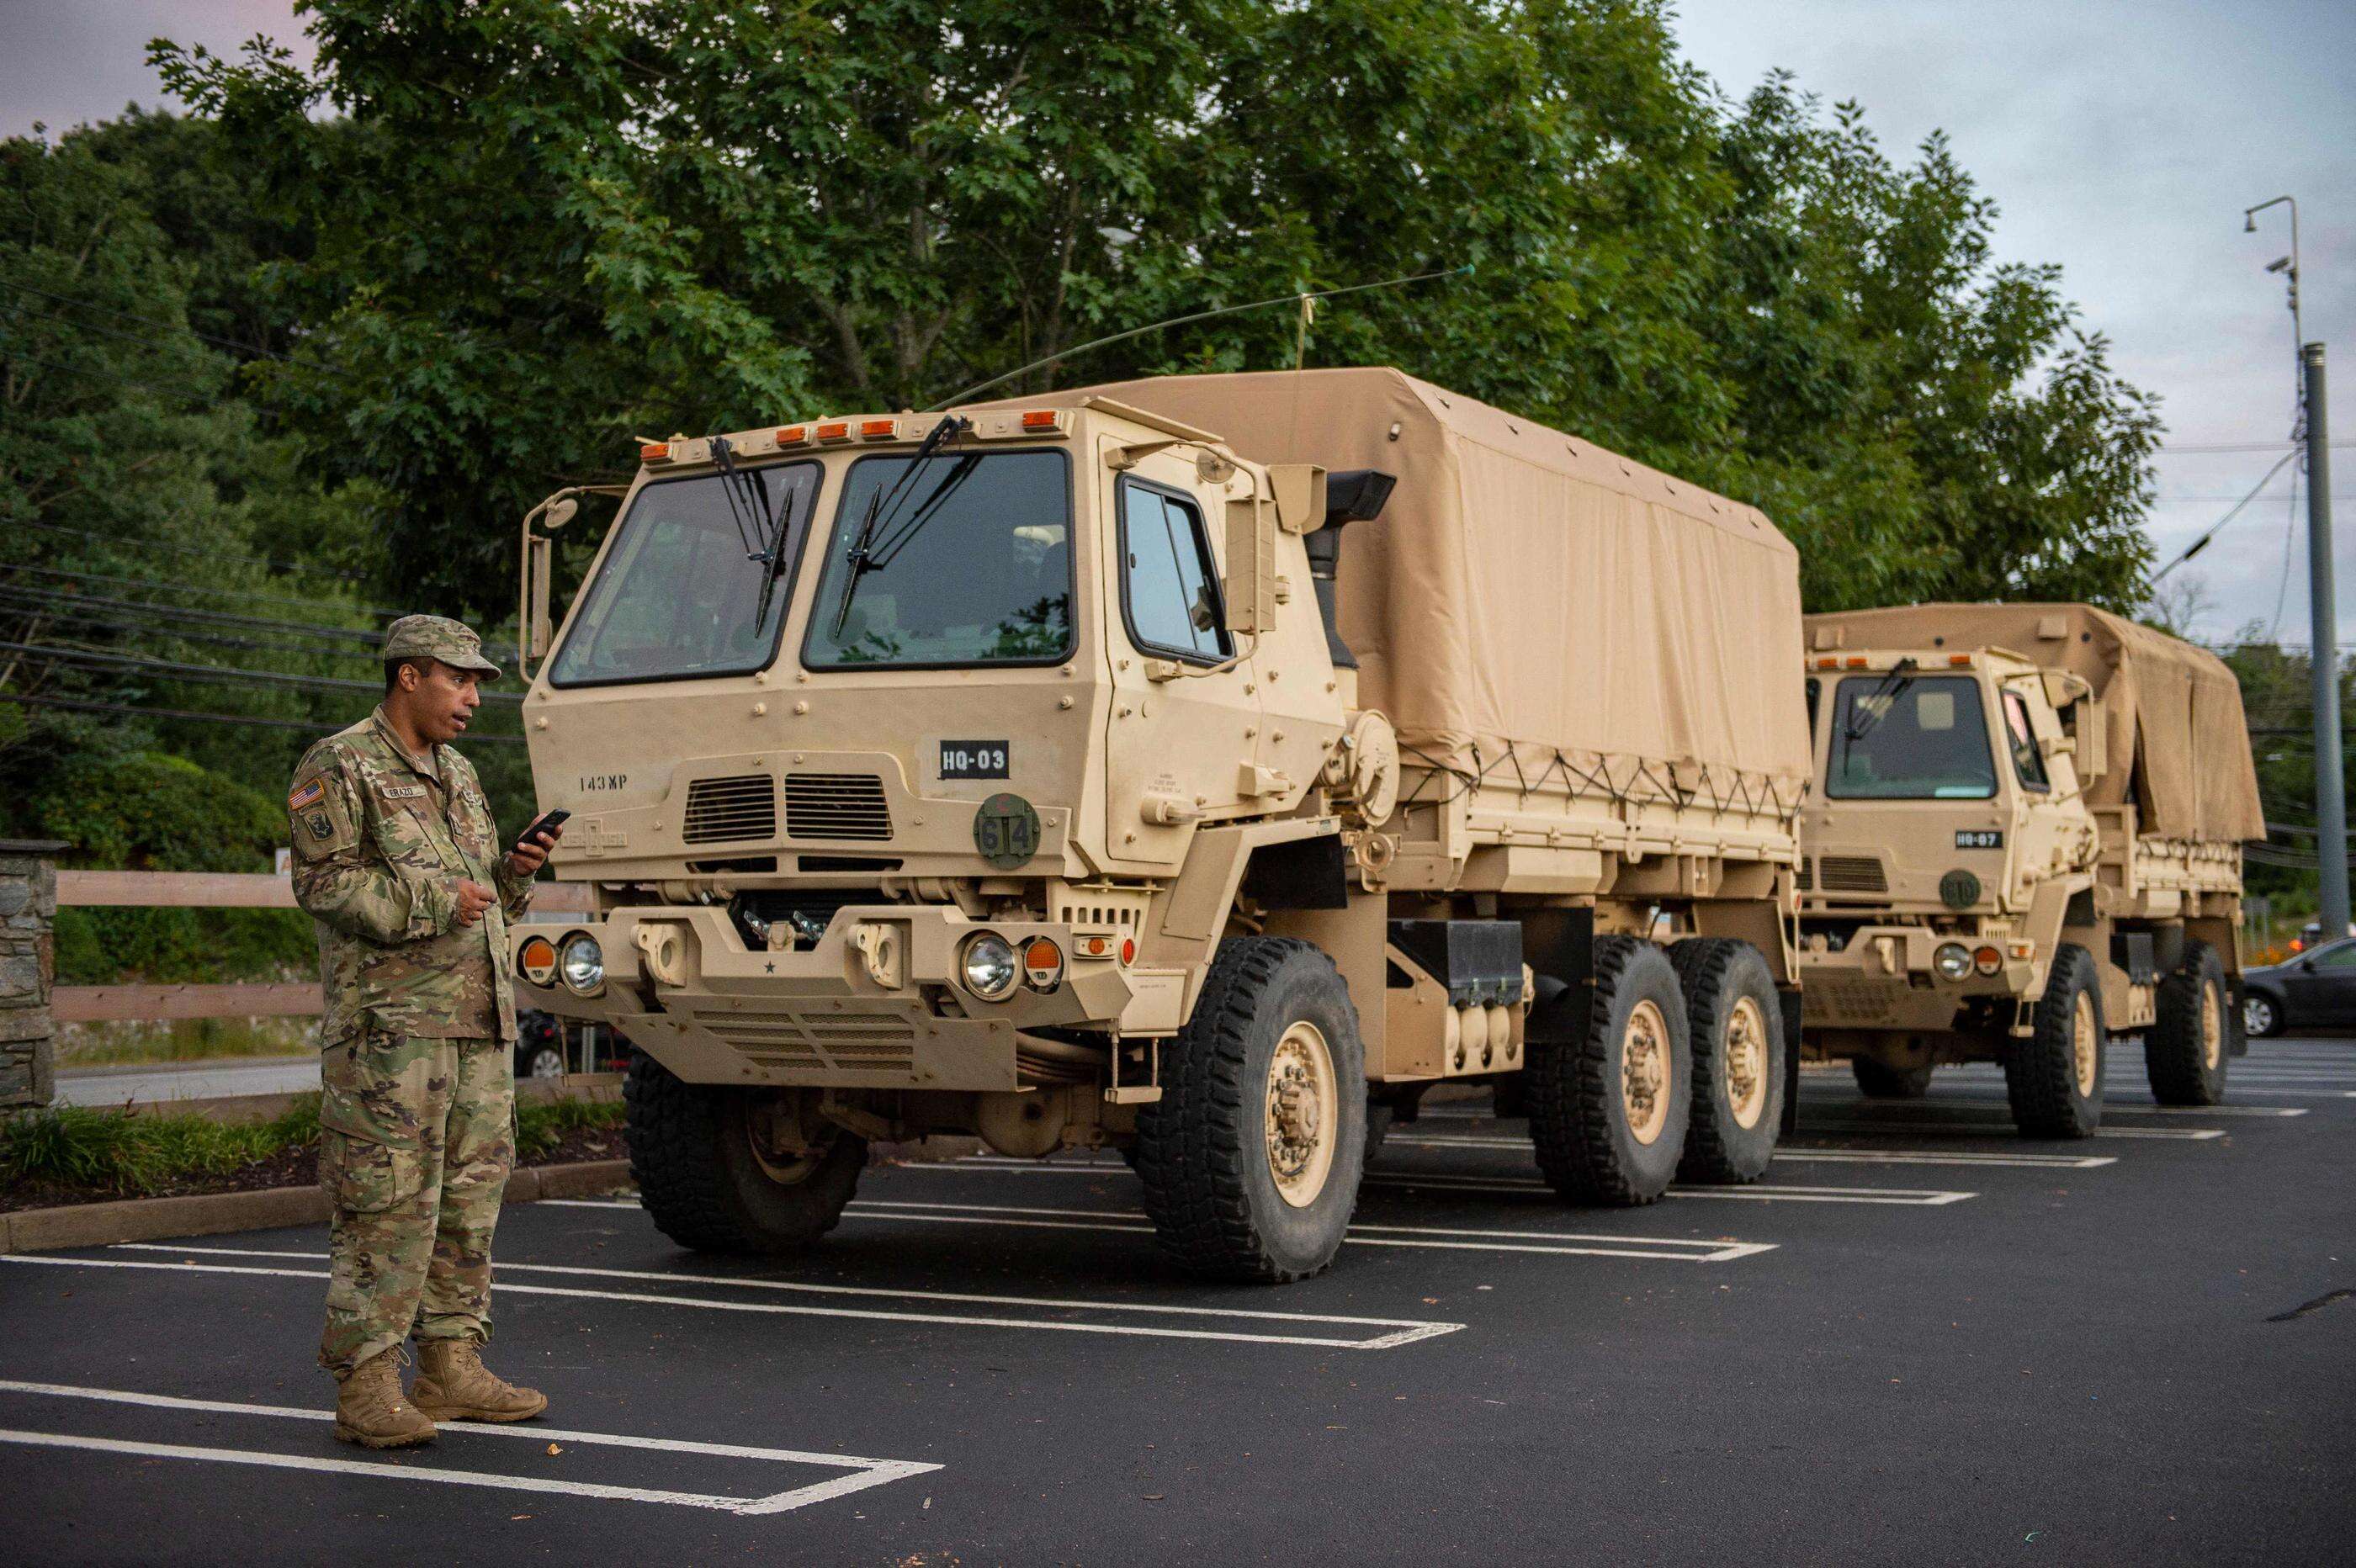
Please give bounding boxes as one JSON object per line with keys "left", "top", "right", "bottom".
{"left": 512, "top": 903, "right": 1171, "bottom": 1091}
{"left": 1796, "top": 926, "right": 2035, "bottom": 1031}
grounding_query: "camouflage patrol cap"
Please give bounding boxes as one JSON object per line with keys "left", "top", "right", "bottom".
{"left": 383, "top": 614, "right": 503, "bottom": 681}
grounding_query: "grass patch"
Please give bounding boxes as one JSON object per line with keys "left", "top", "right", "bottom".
{"left": 1, "top": 1097, "right": 321, "bottom": 1198}
{"left": 56, "top": 1016, "right": 318, "bottom": 1067}
{"left": 2, "top": 1095, "right": 624, "bottom": 1200}
{"left": 516, "top": 1096, "right": 625, "bottom": 1163}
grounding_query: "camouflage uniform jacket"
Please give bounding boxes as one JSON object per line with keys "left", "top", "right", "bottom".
{"left": 289, "top": 707, "right": 534, "bottom": 1043}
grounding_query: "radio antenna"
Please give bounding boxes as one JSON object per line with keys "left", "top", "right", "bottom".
{"left": 926, "top": 263, "right": 1472, "bottom": 411}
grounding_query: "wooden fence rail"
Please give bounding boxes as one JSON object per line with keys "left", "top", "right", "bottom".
{"left": 55, "top": 871, "right": 592, "bottom": 1023}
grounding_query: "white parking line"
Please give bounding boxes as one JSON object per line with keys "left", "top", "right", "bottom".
{"left": 566, "top": 1196, "right": 1772, "bottom": 1263}
{"left": 1799, "top": 1099, "right": 2308, "bottom": 1119}
{"left": 40, "top": 1245, "right": 1461, "bottom": 1352}
{"left": 0, "top": 1379, "right": 935, "bottom": 1515}
{"left": 1359, "top": 1173, "right": 1972, "bottom": 1205}
{"left": 1801, "top": 1120, "right": 2226, "bottom": 1141}
{"left": 1770, "top": 1147, "right": 2118, "bottom": 1168}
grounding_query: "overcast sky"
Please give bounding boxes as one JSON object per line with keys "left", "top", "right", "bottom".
{"left": 3, "top": 1, "right": 2349, "bottom": 644}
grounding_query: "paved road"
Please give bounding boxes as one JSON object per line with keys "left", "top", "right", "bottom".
{"left": 5, "top": 1035, "right": 2350, "bottom": 1564}
{"left": 54, "top": 1055, "right": 321, "bottom": 1107}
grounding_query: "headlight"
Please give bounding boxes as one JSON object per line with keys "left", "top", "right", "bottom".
{"left": 560, "top": 933, "right": 606, "bottom": 995}
{"left": 960, "top": 932, "right": 1019, "bottom": 1001}
{"left": 1933, "top": 942, "right": 1973, "bottom": 983}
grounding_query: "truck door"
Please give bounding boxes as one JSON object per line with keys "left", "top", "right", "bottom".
{"left": 1100, "top": 447, "right": 1260, "bottom": 871}
{"left": 1999, "top": 681, "right": 2086, "bottom": 885}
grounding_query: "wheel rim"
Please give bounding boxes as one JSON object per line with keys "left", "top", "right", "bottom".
{"left": 1621, "top": 999, "right": 1673, "bottom": 1146}
{"left": 2199, "top": 982, "right": 2222, "bottom": 1071}
{"left": 1266, "top": 1020, "right": 1339, "bottom": 1208}
{"left": 2072, "top": 990, "right": 2099, "bottom": 1099}
{"left": 1725, "top": 996, "right": 1770, "bottom": 1131}
{"left": 2245, "top": 997, "right": 2272, "bottom": 1036}
{"left": 526, "top": 1047, "right": 565, "bottom": 1079}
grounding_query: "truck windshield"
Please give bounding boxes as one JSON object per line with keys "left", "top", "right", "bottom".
{"left": 803, "top": 449, "right": 1072, "bottom": 668}
{"left": 548, "top": 464, "right": 820, "bottom": 686}
{"left": 1826, "top": 675, "right": 1998, "bottom": 799}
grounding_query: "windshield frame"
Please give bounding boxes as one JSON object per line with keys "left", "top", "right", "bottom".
{"left": 1822, "top": 670, "right": 2003, "bottom": 803}
{"left": 546, "top": 461, "right": 824, "bottom": 691}
{"left": 799, "top": 445, "right": 1076, "bottom": 673}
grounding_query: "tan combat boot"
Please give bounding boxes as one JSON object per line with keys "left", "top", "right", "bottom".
{"left": 410, "top": 1338, "right": 549, "bottom": 1423}
{"left": 333, "top": 1348, "right": 438, "bottom": 1449}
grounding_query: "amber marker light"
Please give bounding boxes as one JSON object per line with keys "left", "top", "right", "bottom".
{"left": 1020, "top": 410, "right": 1065, "bottom": 432}
{"left": 815, "top": 421, "right": 852, "bottom": 442}
{"left": 1121, "top": 937, "right": 1136, "bottom": 965}
{"left": 1973, "top": 946, "right": 2003, "bottom": 975}
{"left": 1949, "top": 654, "right": 1974, "bottom": 666}
{"left": 517, "top": 935, "right": 559, "bottom": 987}
{"left": 1021, "top": 936, "right": 1065, "bottom": 992}
{"left": 639, "top": 442, "right": 671, "bottom": 463}
{"left": 1846, "top": 656, "right": 1868, "bottom": 668}
{"left": 860, "top": 418, "right": 899, "bottom": 440}
{"left": 775, "top": 425, "right": 809, "bottom": 446}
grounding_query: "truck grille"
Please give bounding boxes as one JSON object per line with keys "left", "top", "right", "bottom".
{"left": 785, "top": 773, "right": 893, "bottom": 840}
{"left": 1817, "top": 856, "right": 1889, "bottom": 894}
{"left": 1796, "top": 859, "right": 1813, "bottom": 891}
{"left": 682, "top": 775, "right": 777, "bottom": 845}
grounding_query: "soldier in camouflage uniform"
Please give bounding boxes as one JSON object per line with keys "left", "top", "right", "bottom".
{"left": 289, "top": 615, "right": 565, "bottom": 1449}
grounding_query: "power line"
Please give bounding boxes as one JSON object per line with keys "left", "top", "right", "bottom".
{"left": 0, "top": 598, "right": 377, "bottom": 665}
{"left": 0, "top": 639, "right": 523, "bottom": 706}
{"left": 0, "top": 582, "right": 387, "bottom": 649}
{"left": 0, "top": 561, "right": 406, "bottom": 622}
{"left": 2160, "top": 440, "right": 2356, "bottom": 453}
{"left": 2150, "top": 451, "right": 2298, "bottom": 581}
{"left": 0, "top": 689, "right": 527, "bottom": 744}
{"left": 10, "top": 520, "right": 375, "bottom": 587}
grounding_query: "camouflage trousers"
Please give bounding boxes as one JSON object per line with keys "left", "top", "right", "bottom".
{"left": 317, "top": 1031, "right": 515, "bottom": 1374}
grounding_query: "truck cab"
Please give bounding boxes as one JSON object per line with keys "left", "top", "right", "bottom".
{"left": 1794, "top": 606, "right": 2257, "bottom": 1136}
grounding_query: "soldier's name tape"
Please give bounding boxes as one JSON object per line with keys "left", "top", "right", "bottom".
{"left": 6, "top": 1247, "right": 1462, "bottom": 1352}
{"left": 0, "top": 1378, "right": 937, "bottom": 1516}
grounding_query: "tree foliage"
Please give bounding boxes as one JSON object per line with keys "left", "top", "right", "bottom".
{"left": 156, "top": 0, "right": 2162, "bottom": 619}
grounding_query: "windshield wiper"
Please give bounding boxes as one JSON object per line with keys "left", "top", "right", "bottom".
{"left": 1844, "top": 657, "right": 1919, "bottom": 742}
{"left": 830, "top": 415, "right": 969, "bottom": 638}
{"left": 711, "top": 434, "right": 803, "bottom": 632}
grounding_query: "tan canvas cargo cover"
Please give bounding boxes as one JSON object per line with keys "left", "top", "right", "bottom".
{"left": 1804, "top": 603, "right": 2266, "bottom": 843}
{"left": 968, "top": 368, "right": 1811, "bottom": 800}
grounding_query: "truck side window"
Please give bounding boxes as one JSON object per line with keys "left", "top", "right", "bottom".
{"left": 1119, "top": 479, "right": 1231, "bottom": 663}
{"left": 2003, "top": 690, "right": 2051, "bottom": 791}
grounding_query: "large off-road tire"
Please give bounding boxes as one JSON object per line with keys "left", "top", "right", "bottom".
{"left": 2005, "top": 943, "right": 2104, "bottom": 1139}
{"left": 1133, "top": 936, "right": 1367, "bottom": 1283}
{"left": 623, "top": 1054, "right": 867, "bottom": 1254}
{"left": 1852, "top": 1057, "right": 1934, "bottom": 1099}
{"left": 1527, "top": 935, "right": 1691, "bottom": 1205}
{"left": 2148, "top": 940, "right": 2231, "bottom": 1105}
{"left": 1670, "top": 938, "right": 1785, "bottom": 1184}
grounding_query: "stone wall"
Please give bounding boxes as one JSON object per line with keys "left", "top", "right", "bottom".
{"left": 0, "top": 840, "right": 65, "bottom": 1109}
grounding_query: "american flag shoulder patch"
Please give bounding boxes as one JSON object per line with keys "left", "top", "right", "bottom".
{"left": 289, "top": 778, "right": 326, "bottom": 812}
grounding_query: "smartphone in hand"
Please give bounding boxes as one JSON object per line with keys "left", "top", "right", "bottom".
{"left": 511, "top": 808, "right": 570, "bottom": 857}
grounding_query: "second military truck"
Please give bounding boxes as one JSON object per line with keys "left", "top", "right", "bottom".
{"left": 1796, "top": 604, "right": 2266, "bottom": 1136}
{"left": 507, "top": 367, "right": 1811, "bottom": 1280}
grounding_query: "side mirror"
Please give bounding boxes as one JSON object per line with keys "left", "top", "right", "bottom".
{"left": 2064, "top": 696, "right": 2107, "bottom": 781}
{"left": 518, "top": 489, "right": 586, "bottom": 671}
{"left": 1223, "top": 484, "right": 1277, "bottom": 637}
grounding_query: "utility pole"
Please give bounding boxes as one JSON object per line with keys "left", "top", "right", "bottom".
{"left": 2246, "top": 195, "right": 2348, "bottom": 936}
{"left": 2304, "top": 342, "right": 2349, "bottom": 937}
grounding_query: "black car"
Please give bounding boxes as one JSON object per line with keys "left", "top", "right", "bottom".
{"left": 2242, "top": 936, "right": 2356, "bottom": 1036}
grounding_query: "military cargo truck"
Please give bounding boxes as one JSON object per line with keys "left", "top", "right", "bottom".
{"left": 1796, "top": 604, "right": 2266, "bottom": 1136}
{"left": 507, "top": 367, "right": 1810, "bottom": 1281}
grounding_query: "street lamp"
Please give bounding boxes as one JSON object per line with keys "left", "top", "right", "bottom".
{"left": 2243, "top": 195, "right": 2300, "bottom": 358}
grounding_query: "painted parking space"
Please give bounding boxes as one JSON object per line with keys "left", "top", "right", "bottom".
{"left": 0, "top": 1379, "right": 938, "bottom": 1516}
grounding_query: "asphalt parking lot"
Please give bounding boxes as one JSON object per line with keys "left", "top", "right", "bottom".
{"left": 5, "top": 1033, "right": 2351, "bottom": 1565}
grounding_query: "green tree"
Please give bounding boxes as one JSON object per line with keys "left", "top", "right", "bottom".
{"left": 157, "top": 0, "right": 2162, "bottom": 623}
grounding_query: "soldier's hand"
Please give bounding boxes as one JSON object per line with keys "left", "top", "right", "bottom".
{"left": 454, "top": 879, "right": 496, "bottom": 926}
{"left": 507, "top": 818, "right": 564, "bottom": 878}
